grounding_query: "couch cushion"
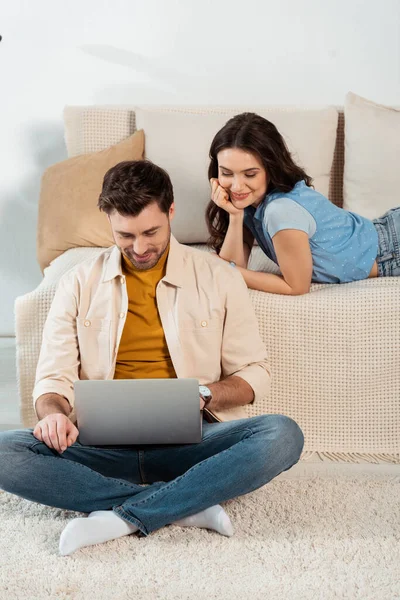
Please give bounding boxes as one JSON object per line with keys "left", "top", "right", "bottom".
{"left": 135, "top": 106, "right": 338, "bottom": 243}
{"left": 343, "top": 92, "right": 400, "bottom": 220}
{"left": 37, "top": 130, "right": 144, "bottom": 272}
{"left": 64, "top": 106, "right": 137, "bottom": 157}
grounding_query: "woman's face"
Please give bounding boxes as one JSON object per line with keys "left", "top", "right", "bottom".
{"left": 217, "top": 148, "right": 268, "bottom": 209}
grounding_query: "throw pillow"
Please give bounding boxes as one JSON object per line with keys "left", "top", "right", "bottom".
{"left": 37, "top": 129, "right": 144, "bottom": 272}
{"left": 343, "top": 92, "right": 400, "bottom": 220}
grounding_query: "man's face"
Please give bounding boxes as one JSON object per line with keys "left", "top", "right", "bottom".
{"left": 108, "top": 201, "right": 175, "bottom": 270}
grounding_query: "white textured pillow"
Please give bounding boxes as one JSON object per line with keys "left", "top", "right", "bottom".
{"left": 135, "top": 107, "right": 338, "bottom": 243}
{"left": 343, "top": 92, "right": 400, "bottom": 220}
{"left": 64, "top": 106, "right": 136, "bottom": 157}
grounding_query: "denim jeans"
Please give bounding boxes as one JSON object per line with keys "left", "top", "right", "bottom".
{"left": 373, "top": 206, "right": 400, "bottom": 277}
{"left": 0, "top": 414, "right": 304, "bottom": 537}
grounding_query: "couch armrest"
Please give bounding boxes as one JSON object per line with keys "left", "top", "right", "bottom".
{"left": 15, "top": 248, "right": 107, "bottom": 427}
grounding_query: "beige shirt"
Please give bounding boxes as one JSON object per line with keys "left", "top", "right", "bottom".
{"left": 33, "top": 235, "right": 271, "bottom": 422}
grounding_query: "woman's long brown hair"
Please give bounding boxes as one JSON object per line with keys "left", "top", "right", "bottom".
{"left": 205, "top": 112, "right": 313, "bottom": 252}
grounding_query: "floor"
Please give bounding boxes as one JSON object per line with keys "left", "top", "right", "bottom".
{"left": 1, "top": 347, "right": 398, "bottom": 597}
{"left": 0, "top": 337, "right": 21, "bottom": 431}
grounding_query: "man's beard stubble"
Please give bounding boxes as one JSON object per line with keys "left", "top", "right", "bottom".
{"left": 120, "top": 226, "right": 171, "bottom": 271}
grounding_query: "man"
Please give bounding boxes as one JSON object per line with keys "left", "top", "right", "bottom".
{"left": 0, "top": 160, "right": 304, "bottom": 556}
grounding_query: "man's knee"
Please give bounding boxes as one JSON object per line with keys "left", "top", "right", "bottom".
{"left": 0, "top": 428, "right": 35, "bottom": 455}
{"left": 257, "top": 414, "right": 305, "bottom": 460}
{"left": 0, "top": 429, "right": 36, "bottom": 495}
{"left": 275, "top": 415, "right": 304, "bottom": 463}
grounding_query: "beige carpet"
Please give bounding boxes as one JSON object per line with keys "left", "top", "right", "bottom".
{"left": 1, "top": 474, "right": 400, "bottom": 600}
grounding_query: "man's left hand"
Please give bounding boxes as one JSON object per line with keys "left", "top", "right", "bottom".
{"left": 200, "top": 395, "right": 206, "bottom": 410}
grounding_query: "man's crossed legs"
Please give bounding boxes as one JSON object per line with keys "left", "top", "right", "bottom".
{"left": 0, "top": 414, "right": 304, "bottom": 555}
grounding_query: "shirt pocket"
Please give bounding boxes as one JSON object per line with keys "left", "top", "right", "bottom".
{"left": 179, "top": 316, "right": 224, "bottom": 332}
{"left": 76, "top": 317, "right": 111, "bottom": 375}
{"left": 178, "top": 317, "right": 224, "bottom": 381}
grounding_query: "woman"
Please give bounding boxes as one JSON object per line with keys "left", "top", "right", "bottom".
{"left": 205, "top": 112, "right": 400, "bottom": 295}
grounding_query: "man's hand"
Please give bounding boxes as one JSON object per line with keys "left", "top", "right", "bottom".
{"left": 200, "top": 396, "right": 206, "bottom": 410}
{"left": 33, "top": 414, "right": 79, "bottom": 454}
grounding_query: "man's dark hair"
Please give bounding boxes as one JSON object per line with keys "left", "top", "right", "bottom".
{"left": 98, "top": 160, "right": 174, "bottom": 216}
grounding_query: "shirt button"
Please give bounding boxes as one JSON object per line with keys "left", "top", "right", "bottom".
{"left": 120, "top": 276, "right": 125, "bottom": 284}
{"left": 84, "top": 320, "right": 91, "bottom": 327}
{"left": 201, "top": 320, "right": 207, "bottom": 327}
{"left": 119, "top": 312, "right": 125, "bottom": 319}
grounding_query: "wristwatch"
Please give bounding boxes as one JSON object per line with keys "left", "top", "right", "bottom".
{"left": 199, "top": 385, "right": 213, "bottom": 408}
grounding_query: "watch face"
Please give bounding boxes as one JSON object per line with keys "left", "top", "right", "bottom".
{"left": 199, "top": 385, "right": 211, "bottom": 398}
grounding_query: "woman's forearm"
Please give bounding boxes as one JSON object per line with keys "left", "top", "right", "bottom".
{"left": 236, "top": 266, "right": 309, "bottom": 295}
{"left": 218, "top": 213, "right": 248, "bottom": 268}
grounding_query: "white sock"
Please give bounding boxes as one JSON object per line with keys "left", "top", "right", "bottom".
{"left": 59, "top": 510, "right": 138, "bottom": 556}
{"left": 59, "top": 504, "right": 234, "bottom": 556}
{"left": 174, "top": 504, "right": 234, "bottom": 537}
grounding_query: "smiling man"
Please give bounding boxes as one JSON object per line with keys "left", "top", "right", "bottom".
{"left": 0, "top": 160, "right": 304, "bottom": 555}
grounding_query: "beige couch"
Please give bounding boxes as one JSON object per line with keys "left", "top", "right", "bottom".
{"left": 15, "top": 101, "right": 400, "bottom": 465}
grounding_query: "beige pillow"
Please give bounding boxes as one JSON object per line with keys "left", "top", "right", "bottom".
{"left": 135, "top": 106, "right": 338, "bottom": 243}
{"left": 343, "top": 92, "right": 400, "bottom": 220}
{"left": 37, "top": 130, "right": 144, "bottom": 272}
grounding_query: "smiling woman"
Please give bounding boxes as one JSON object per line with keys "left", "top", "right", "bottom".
{"left": 216, "top": 150, "right": 266, "bottom": 209}
{"left": 204, "top": 112, "right": 394, "bottom": 295}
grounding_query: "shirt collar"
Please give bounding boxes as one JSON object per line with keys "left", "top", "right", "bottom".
{"left": 245, "top": 199, "right": 266, "bottom": 222}
{"left": 245, "top": 181, "right": 306, "bottom": 222}
{"left": 102, "top": 234, "right": 184, "bottom": 287}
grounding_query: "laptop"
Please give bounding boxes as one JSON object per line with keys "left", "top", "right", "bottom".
{"left": 74, "top": 378, "right": 203, "bottom": 445}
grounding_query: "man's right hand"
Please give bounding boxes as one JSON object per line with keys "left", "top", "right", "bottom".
{"left": 33, "top": 414, "right": 79, "bottom": 454}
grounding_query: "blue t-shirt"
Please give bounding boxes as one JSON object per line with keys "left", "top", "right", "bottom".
{"left": 243, "top": 181, "right": 378, "bottom": 284}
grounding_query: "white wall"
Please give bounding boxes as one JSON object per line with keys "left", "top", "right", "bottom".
{"left": 1, "top": 0, "right": 399, "bottom": 335}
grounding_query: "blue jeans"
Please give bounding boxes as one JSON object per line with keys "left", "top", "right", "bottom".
{"left": 0, "top": 414, "right": 304, "bottom": 537}
{"left": 373, "top": 206, "right": 400, "bottom": 277}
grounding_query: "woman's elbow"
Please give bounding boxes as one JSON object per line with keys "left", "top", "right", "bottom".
{"left": 287, "top": 279, "right": 311, "bottom": 295}
{"left": 289, "top": 285, "right": 311, "bottom": 296}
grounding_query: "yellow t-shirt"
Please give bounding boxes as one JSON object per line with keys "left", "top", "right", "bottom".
{"left": 113, "top": 244, "right": 177, "bottom": 380}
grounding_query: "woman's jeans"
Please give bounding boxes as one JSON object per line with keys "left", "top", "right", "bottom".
{"left": 0, "top": 414, "right": 304, "bottom": 537}
{"left": 373, "top": 206, "right": 400, "bottom": 277}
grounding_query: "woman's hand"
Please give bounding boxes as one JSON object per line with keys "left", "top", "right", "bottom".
{"left": 210, "top": 178, "right": 243, "bottom": 217}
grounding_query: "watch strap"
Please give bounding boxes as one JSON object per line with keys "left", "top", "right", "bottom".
{"left": 202, "top": 394, "right": 212, "bottom": 408}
